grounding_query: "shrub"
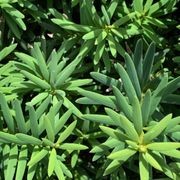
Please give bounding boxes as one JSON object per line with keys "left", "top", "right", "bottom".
{"left": 0, "top": 0, "right": 179, "bottom": 179}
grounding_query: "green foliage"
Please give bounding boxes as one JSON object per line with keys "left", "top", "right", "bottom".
{"left": 0, "top": 0, "right": 179, "bottom": 179}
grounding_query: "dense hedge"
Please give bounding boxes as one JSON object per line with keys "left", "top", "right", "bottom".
{"left": 0, "top": 0, "right": 180, "bottom": 179}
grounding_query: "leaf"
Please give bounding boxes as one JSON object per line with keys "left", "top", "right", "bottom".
{"left": 146, "top": 16, "right": 167, "bottom": 28}
{"left": 143, "top": 114, "right": 172, "bottom": 144}
{"left": 147, "top": 142, "right": 180, "bottom": 151}
{"left": 13, "top": 17, "right": 26, "bottom": 30}
{"left": 126, "top": 140, "right": 138, "bottom": 149}
{"left": 5, "top": 144, "right": 18, "bottom": 180}
{"left": 31, "top": 43, "right": 49, "bottom": 80}
{"left": 108, "top": 148, "right": 136, "bottom": 160}
{"left": 132, "top": 96, "right": 143, "bottom": 135}
{"left": 133, "top": 0, "right": 143, "bottom": 12}
{"left": 160, "top": 150, "right": 180, "bottom": 159}
{"left": 133, "top": 39, "right": 143, "bottom": 83}
{"left": 3, "top": 11, "right": 21, "bottom": 39}
{"left": 55, "top": 109, "right": 72, "bottom": 135}
{"left": 51, "top": 18, "right": 92, "bottom": 33}
{"left": 78, "top": 89, "right": 116, "bottom": 109}
{"left": 91, "top": 138, "right": 120, "bottom": 153}
{"left": 113, "top": 12, "right": 136, "bottom": 27}
{"left": 84, "top": 0, "right": 103, "bottom": 26}
{"left": 30, "top": 92, "right": 49, "bottom": 105}
{"left": 82, "top": 114, "right": 115, "bottom": 125}
{"left": 42, "top": 138, "right": 54, "bottom": 147}
{"left": 144, "top": 0, "right": 153, "bottom": 12}
{"left": 2, "top": 4, "right": 24, "bottom": 18}
{"left": 105, "top": 108, "right": 139, "bottom": 142}
{"left": 27, "top": 105, "right": 39, "bottom": 138}
{"left": 162, "top": 94, "right": 180, "bottom": 105}
{"left": 55, "top": 61, "right": 76, "bottom": 87}
{"left": 149, "top": 75, "right": 168, "bottom": 115}
{"left": 148, "top": 0, "right": 169, "bottom": 15}
{"left": 54, "top": 160, "right": 65, "bottom": 180}
{"left": 13, "top": 99, "right": 27, "bottom": 133}
{"left": 141, "top": 90, "right": 151, "bottom": 125}
{"left": 162, "top": 76, "right": 180, "bottom": 99}
{"left": 71, "top": 151, "right": 79, "bottom": 168}
{"left": 66, "top": 79, "right": 92, "bottom": 90}
{"left": 124, "top": 53, "right": 141, "bottom": 99}
{"left": 90, "top": 72, "right": 119, "bottom": 87}
{"left": 76, "top": 97, "right": 103, "bottom": 105}
{"left": 107, "top": 33, "right": 117, "bottom": 57}
{"left": 63, "top": 96, "right": 82, "bottom": 117}
{"left": 27, "top": 146, "right": 39, "bottom": 180}
{"left": 44, "top": 116, "right": 55, "bottom": 142}
{"left": 0, "top": 44, "right": 17, "bottom": 61}
{"left": 104, "top": 160, "right": 121, "bottom": 176}
{"left": 16, "top": 133, "right": 42, "bottom": 145}
{"left": 107, "top": 0, "right": 118, "bottom": 19}
{"left": 95, "top": 30, "right": 107, "bottom": 45}
{"left": 82, "top": 29, "right": 102, "bottom": 40}
{"left": 21, "top": 70, "right": 51, "bottom": 89}
{"left": 60, "top": 143, "right": 88, "bottom": 150}
{"left": 36, "top": 95, "right": 52, "bottom": 119}
{"left": 114, "top": 63, "right": 137, "bottom": 103}
{"left": 143, "top": 26, "right": 162, "bottom": 45}
{"left": 101, "top": 5, "right": 110, "bottom": 25}
{"left": 2, "top": 144, "right": 10, "bottom": 177}
{"left": 165, "top": 116, "right": 180, "bottom": 132}
{"left": 0, "top": 92, "right": 14, "bottom": 132}
{"left": 59, "top": 160, "right": 72, "bottom": 178}
{"left": 139, "top": 153, "right": 150, "bottom": 180}
{"left": 48, "top": 148, "right": 57, "bottom": 177}
{"left": 142, "top": 42, "right": 155, "bottom": 86}
{"left": 77, "top": 39, "right": 94, "bottom": 59}
{"left": 56, "top": 120, "right": 77, "bottom": 144}
{"left": 111, "top": 28, "right": 123, "bottom": 39}
{"left": 15, "top": 145, "right": 28, "bottom": 180}
{"left": 27, "top": 148, "right": 49, "bottom": 166}
{"left": 94, "top": 40, "right": 106, "bottom": 65}
{"left": 0, "top": 131, "right": 23, "bottom": 144}
{"left": 143, "top": 152, "right": 163, "bottom": 171}
{"left": 150, "top": 151, "right": 178, "bottom": 179}
{"left": 100, "top": 126, "right": 127, "bottom": 141}
{"left": 112, "top": 86, "right": 132, "bottom": 119}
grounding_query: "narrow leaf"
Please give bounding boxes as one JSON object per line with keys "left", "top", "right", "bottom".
{"left": 124, "top": 53, "right": 141, "bottom": 99}
{"left": 56, "top": 120, "right": 77, "bottom": 144}
{"left": 15, "top": 145, "right": 28, "bottom": 180}
{"left": 0, "top": 44, "right": 17, "bottom": 61}
{"left": 0, "top": 92, "right": 14, "bottom": 132}
{"left": 60, "top": 143, "right": 88, "bottom": 150}
{"left": 147, "top": 142, "right": 180, "bottom": 151}
{"left": 139, "top": 153, "right": 150, "bottom": 180}
{"left": 114, "top": 63, "right": 137, "bottom": 104}
{"left": 27, "top": 105, "right": 39, "bottom": 138}
{"left": 79, "top": 89, "right": 116, "bottom": 109}
{"left": 108, "top": 148, "right": 136, "bottom": 160}
{"left": 143, "top": 114, "right": 172, "bottom": 144}
{"left": 142, "top": 42, "right": 155, "bottom": 86}
{"left": 143, "top": 152, "right": 163, "bottom": 171}
{"left": 16, "top": 133, "right": 42, "bottom": 145}
{"left": 82, "top": 114, "right": 115, "bottom": 125}
{"left": 28, "top": 148, "right": 49, "bottom": 166}
{"left": 44, "top": 116, "right": 55, "bottom": 142}
{"left": 132, "top": 96, "right": 143, "bottom": 135}
{"left": 6, "top": 144, "right": 18, "bottom": 180}
{"left": 21, "top": 70, "right": 51, "bottom": 89}
{"left": 48, "top": 148, "right": 57, "bottom": 177}
{"left": 13, "top": 100, "right": 27, "bottom": 133}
